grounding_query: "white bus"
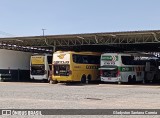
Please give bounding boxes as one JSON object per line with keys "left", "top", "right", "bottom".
{"left": 99, "top": 53, "right": 158, "bottom": 84}
{"left": 30, "top": 54, "right": 52, "bottom": 81}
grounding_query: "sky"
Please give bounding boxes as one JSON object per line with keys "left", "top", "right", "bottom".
{"left": 0, "top": 0, "right": 160, "bottom": 37}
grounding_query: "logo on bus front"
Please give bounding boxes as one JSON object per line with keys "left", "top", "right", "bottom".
{"left": 57, "top": 54, "right": 66, "bottom": 59}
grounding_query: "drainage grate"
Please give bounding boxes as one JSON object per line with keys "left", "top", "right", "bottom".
{"left": 85, "top": 98, "right": 102, "bottom": 100}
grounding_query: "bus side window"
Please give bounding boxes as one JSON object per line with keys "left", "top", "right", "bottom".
{"left": 89, "top": 56, "right": 100, "bottom": 64}
{"left": 82, "top": 56, "right": 88, "bottom": 64}
{"left": 73, "top": 54, "right": 76, "bottom": 63}
{"left": 77, "top": 55, "right": 82, "bottom": 63}
{"left": 73, "top": 54, "right": 83, "bottom": 63}
{"left": 122, "top": 56, "right": 134, "bottom": 65}
{"left": 72, "top": 54, "right": 100, "bottom": 64}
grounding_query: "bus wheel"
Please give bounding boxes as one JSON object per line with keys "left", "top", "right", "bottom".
{"left": 87, "top": 75, "right": 92, "bottom": 84}
{"left": 128, "top": 75, "right": 132, "bottom": 83}
{"left": 81, "top": 75, "right": 86, "bottom": 84}
{"left": 133, "top": 75, "right": 136, "bottom": 83}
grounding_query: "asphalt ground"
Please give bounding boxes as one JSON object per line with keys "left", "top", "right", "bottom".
{"left": 0, "top": 82, "right": 160, "bottom": 118}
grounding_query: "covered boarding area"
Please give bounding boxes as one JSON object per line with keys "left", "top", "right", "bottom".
{"left": 0, "top": 30, "right": 160, "bottom": 53}
{"left": 0, "top": 30, "right": 160, "bottom": 82}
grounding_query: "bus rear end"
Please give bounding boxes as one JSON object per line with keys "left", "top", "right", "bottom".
{"left": 30, "top": 56, "right": 47, "bottom": 81}
{"left": 52, "top": 53, "right": 73, "bottom": 82}
{"left": 99, "top": 54, "right": 121, "bottom": 83}
{"left": 100, "top": 66, "right": 121, "bottom": 82}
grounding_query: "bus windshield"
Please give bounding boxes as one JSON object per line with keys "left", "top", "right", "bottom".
{"left": 101, "top": 69, "right": 118, "bottom": 77}
{"left": 121, "top": 56, "right": 134, "bottom": 65}
{"left": 31, "top": 65, "right": 45, "bottom": 75}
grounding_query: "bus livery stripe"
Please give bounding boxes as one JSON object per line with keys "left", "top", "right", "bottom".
{"left": 118, "top": 66, "right": 144, "bottom": 72}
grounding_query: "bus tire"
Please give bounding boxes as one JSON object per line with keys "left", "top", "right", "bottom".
{"left": 87, "top": 75, "right": 92, "bottom": 84}
{"left": 128, "top": 75, "right": 132, "bottom": 83}
{"left": 133, "top": 75, "right": 136, "bottom": 83}
{"left": 81, "top": 75, "right": 86, "bottom": 84}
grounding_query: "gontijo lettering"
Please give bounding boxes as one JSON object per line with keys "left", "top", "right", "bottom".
{"left": 53, "top": 61, "right": 69, "bottom": 64}
{"left": 86, "top": 65, "right": 99, "bottom": 69}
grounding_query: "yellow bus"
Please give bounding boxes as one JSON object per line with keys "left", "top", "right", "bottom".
{"left": 49, "top": 51, "right": 101, "bottom": 84}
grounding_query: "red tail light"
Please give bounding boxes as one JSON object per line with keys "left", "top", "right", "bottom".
{"left": 68, "top": 70, "right": 72, "bottom": 75}
{"left": 116, "top": 70, "right": 120, "bottom": 77}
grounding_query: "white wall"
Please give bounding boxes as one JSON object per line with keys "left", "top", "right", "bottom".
{"left": 0, "top": 49, "right": 33, "bottom": 70}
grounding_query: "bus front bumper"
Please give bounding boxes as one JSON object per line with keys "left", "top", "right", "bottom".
{"left": 51, "top": 76, "right": 73, "bottom": 82}
{"left": 30, "top": 75, "right": 47, "bottom": 80}
{"left": 101, "top": 77, "right": 121, "bottom": 82}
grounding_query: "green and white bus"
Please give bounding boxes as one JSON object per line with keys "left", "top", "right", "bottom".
{"left": 99, "top": 53, "right": 158, "bottom": 84}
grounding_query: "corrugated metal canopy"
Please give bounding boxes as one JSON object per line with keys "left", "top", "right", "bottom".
{"left": 0, "top": 30, "right": 160, "bottom": 52}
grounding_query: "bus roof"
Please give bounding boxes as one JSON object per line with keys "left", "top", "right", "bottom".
{"left": 101, "top": 52, "right": 156, "bottom": 57}
{"left": 32, "top": 53, "right": 52, "bottom": 56}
